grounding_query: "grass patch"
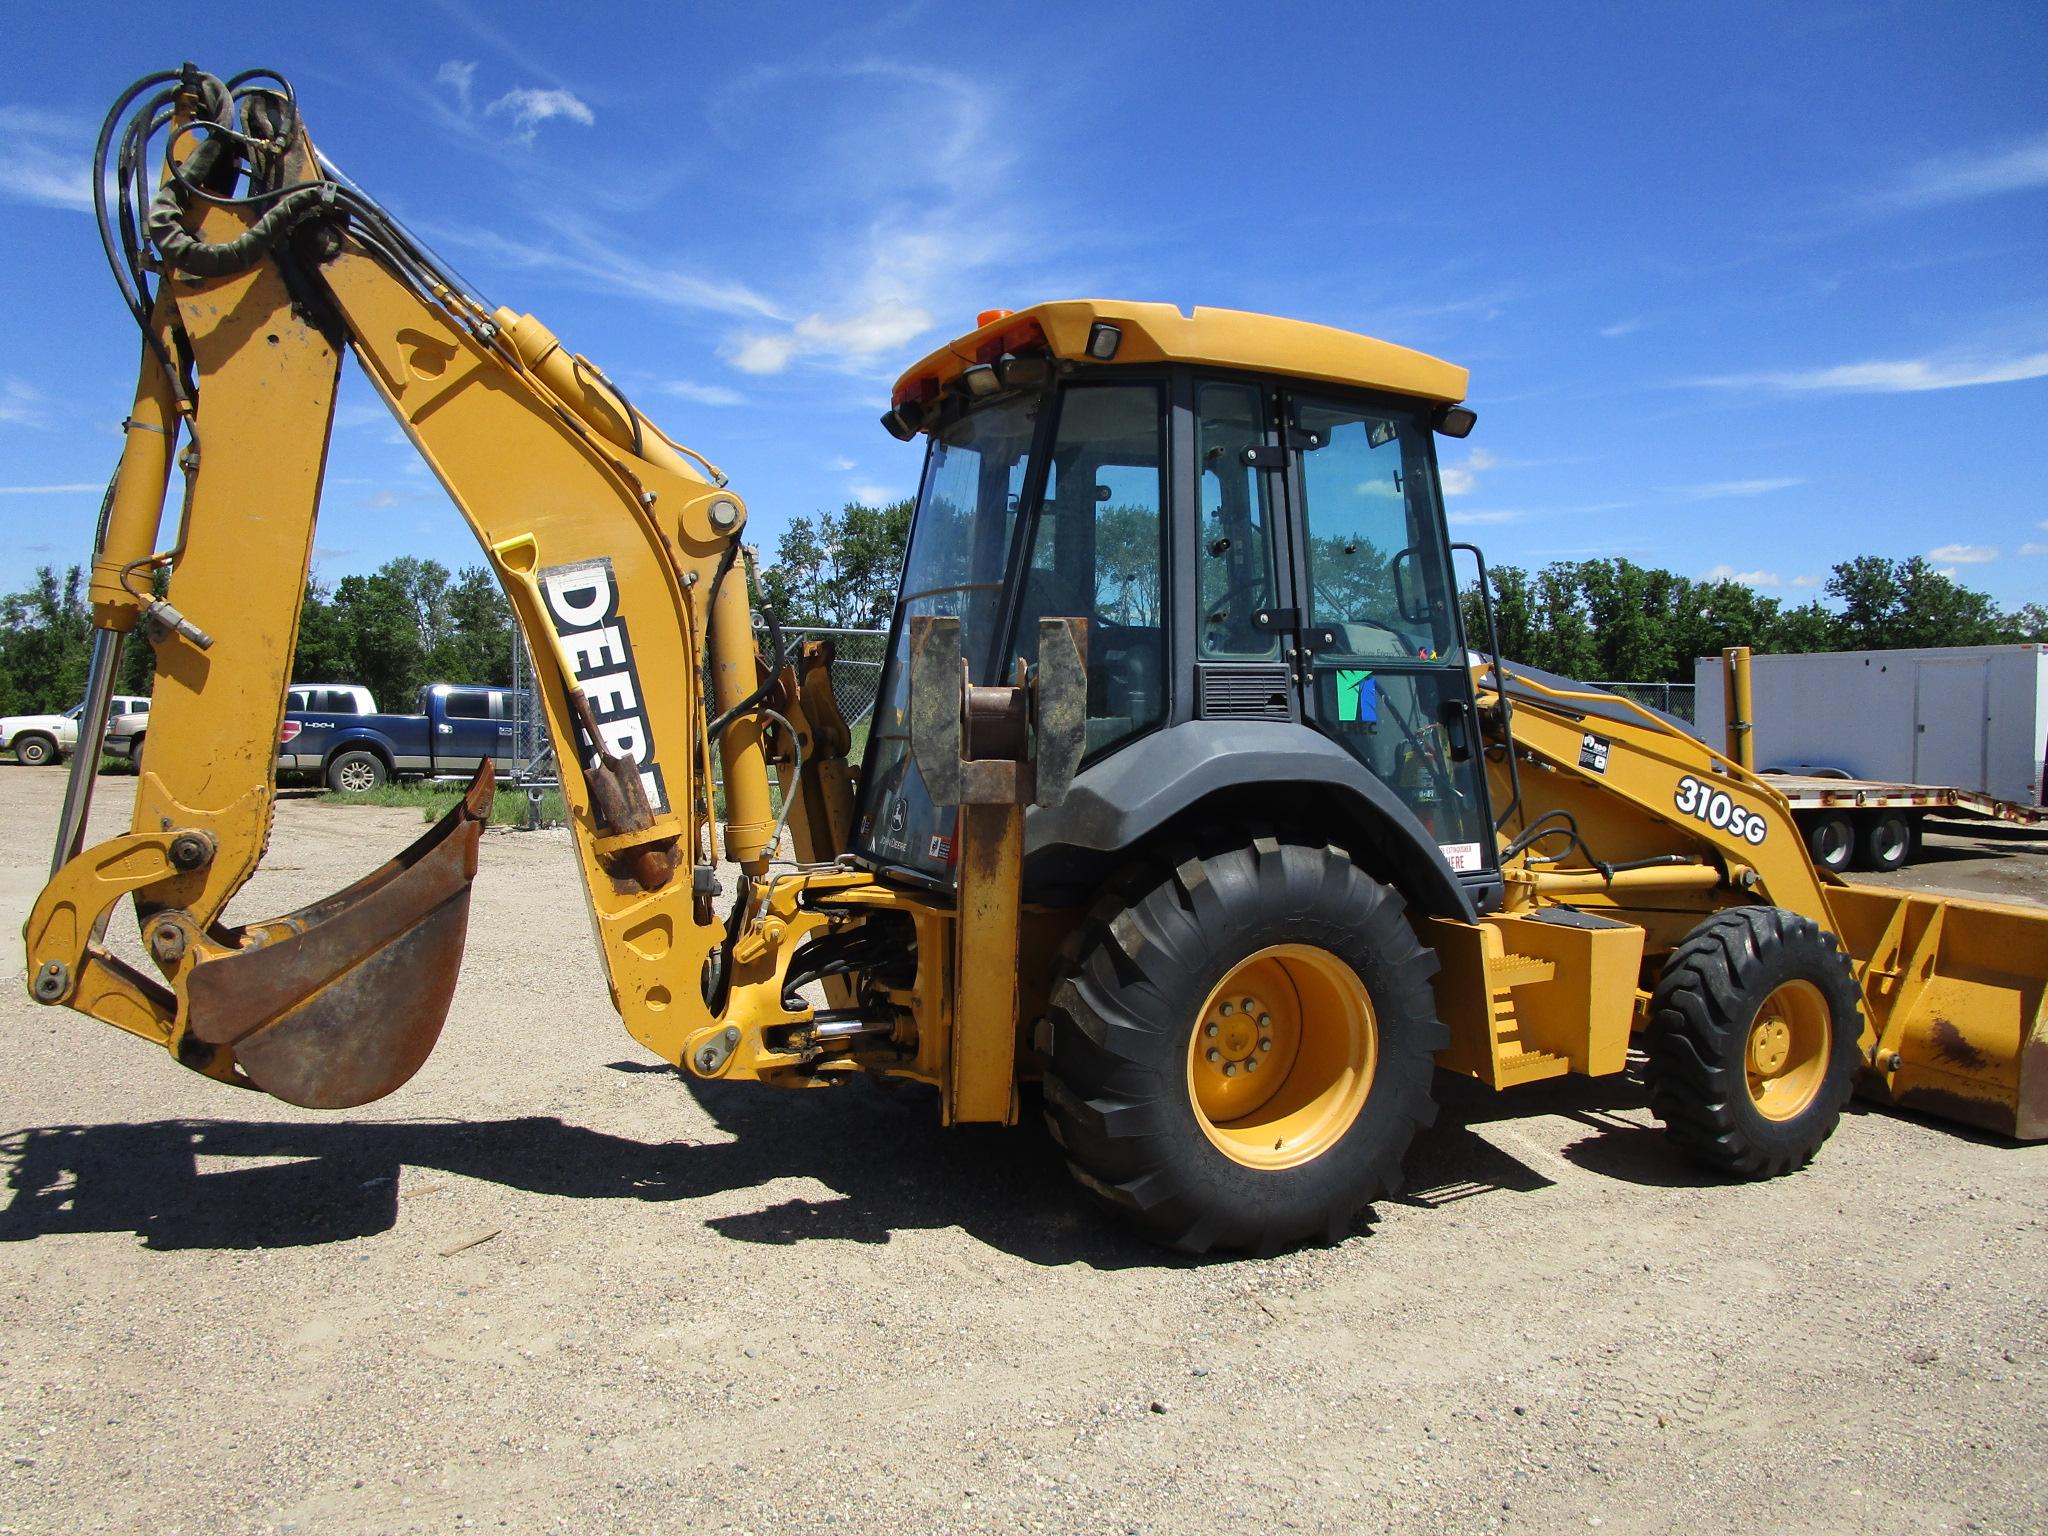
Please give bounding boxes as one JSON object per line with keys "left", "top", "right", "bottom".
{"left": 317, "top": 780, "right": 568, "bottom": 827}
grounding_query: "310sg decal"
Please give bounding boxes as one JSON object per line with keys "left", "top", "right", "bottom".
{"left": 1674, "top": 775, "right": 1767, "bottom": 846}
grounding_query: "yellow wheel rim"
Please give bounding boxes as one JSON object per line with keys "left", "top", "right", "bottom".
{"left": 1745, "top": 980, "right": 1830, "bottom": 1122}
{"left": 1185, "top": 944, "right": 1376, "bottom": 1170}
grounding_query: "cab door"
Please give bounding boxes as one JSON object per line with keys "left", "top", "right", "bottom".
{"left": 1275, "top": 391, "right": 1495, "bottom": 879}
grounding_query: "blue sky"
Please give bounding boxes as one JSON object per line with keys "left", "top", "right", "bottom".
{"left": 2, "top": 1, "right": 2044, "bottom": 611}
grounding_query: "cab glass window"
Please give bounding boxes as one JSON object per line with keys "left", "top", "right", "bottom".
{"left": 1195, "top": 381, "right": 1281, "bottom": 659}
{"left": 1293, "top": 399, "right": 1459, "bottom": 660}
{"left": 1008, "top": 383, "right": 1167, "bottom": 757}
{"left": 445, "top": 690, "right": 491, "bottom": 719}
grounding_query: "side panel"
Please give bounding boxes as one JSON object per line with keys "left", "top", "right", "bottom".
{"left": 1913, "top": 659, "right": 1989, "bottom": 791}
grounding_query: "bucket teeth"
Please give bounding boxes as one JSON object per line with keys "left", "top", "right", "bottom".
{"left": 181, "top": 763, "right": 494, "bottom": 1108}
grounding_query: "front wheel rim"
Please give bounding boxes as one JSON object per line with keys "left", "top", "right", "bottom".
{"left": 1186, "top": 944, "right": 1376, "bottom": 1170}
{"left": 1745, "top": 979, "right": 1830, "bottom": 1121}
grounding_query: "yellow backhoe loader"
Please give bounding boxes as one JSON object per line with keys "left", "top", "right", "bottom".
{"left": 24, "top": 68, "right": 2045, "bottom": 1253}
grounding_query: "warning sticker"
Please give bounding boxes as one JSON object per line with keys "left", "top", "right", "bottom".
{"left": 1439, "top": 841, "right": 1485, "bottom": 873}
{"left": 1578, "top": 732, "right": 1611, "bottom": 774}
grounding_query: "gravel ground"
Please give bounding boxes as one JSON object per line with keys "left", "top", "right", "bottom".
{"left": 2, "top": 768, "right": 2043, "bottom": 1536}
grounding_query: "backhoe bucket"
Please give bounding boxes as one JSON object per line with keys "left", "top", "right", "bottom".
{"left": 1828, "top": 886, "right": 2048, "bottom": 1140}
{"left": 182, "top": 765, "right": 495, "bottom": 1109}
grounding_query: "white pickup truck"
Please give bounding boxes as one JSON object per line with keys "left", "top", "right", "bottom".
{"left": 2, "top": 696, "right": 151, "bottom": 766}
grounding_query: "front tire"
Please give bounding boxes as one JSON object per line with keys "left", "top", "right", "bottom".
{"left": 14, "top": 732, "right": 57, "bottom": 767}
{"left": 326, "top": 749, "right": 388, "bottom": 793}
{"left": 1645, "top": 907, "right": 1862, "bottom": 1178}
{"left": 1040, "top": 833, "right": 1445, "bottom": 1255}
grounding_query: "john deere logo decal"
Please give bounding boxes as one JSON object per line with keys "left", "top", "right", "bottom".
{"left": 1335, "top": 668, "right": 1377, "bottom": 723}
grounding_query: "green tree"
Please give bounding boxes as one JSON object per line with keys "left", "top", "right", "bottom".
{"left": 428, "top": 566, "right": 514, "bottom": 685}
{"left": 1826, "top": 555, "right": 2005, "bottom": 650}
{"left": 0, "top": 566, "right": 91, "bottom": 715}
{"left": 756, "top": 499, "right": 913, "bottom": 628}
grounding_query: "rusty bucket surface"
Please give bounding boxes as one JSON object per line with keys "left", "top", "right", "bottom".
{"left": 183, "top": 765, "right": 495, "bottom": 1109}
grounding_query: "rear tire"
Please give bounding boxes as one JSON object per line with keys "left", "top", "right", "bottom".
{"left": 1645, "top": 907, "right": 1862, "bottom": 1178}
{"left": 1040, "top": 832, "right": 1445, "bottom": 1255}
{"left": 1804, "top": 812, "right": 1854, "bottom": 873}
{"left": 1855, "top": 811, "right": 1913, "bottom": 873}
{"left": 326, "top": 749, "right": 387, "bottom": 793}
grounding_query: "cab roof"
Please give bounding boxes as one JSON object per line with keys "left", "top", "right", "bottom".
{"left": 889, "top": 300, "right": 1469, "bottom": 411}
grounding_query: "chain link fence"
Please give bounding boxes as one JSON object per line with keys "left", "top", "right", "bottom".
{"left": 1584, "top": 681, "right": 1697, "bottom": 724}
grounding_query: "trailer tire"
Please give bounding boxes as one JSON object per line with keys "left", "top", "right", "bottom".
{"left": 1645, "top": 906, "right": 1862, "bottom": 1179}
{"left": 1855, "top": 811, "right": 1913, "bottom": 873}
{"left": 1040, "top": 832, "right": 1444, "bottom": 1255}
{"left": 326, "top": 748, "right": 388, "bottom": 794}
{"left": 13, "top": 732, "right": 58, "bottom": 767}
{"left": 1804, "top": 812, "right": 1855, "bottom": 873}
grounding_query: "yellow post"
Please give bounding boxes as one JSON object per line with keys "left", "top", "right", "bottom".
{"left": 710, "top": 561, "right": 776, "bottom": 871}
{"left": 1722, "top": 645, "right": 1756, "bottom": 771}
{"left": 950, "top": 801, "right": 1023, "bottom": 1124}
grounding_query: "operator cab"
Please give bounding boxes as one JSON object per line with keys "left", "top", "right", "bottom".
{"left": 853, "top": 302, "right": 1496, "bottom": 907}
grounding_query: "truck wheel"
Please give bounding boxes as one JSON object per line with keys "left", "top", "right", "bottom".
{"left": 1040, "top": 833, "right": 1445, "bottom": 1255}
{"left": 127, "top": 732, "right": 145, "bottom": 773}
{"left": 1855, "top": 811, "right": 1913, "bottom": 873}
{"left": 1644, "top": 907, "right": 1862, "bottom": 1179}
{"left": 14, "top": 732, "right": 58, "bottom": 767}
{"left": 326, "top": 749, "right": 387, "bottom": 793}
{"left": 1804, "top": 812, "right": 1854, "bottom": 873}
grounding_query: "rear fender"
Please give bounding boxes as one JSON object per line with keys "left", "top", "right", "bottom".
{"left": 1025, "top": 720, "right": 1481, "bottom": 921}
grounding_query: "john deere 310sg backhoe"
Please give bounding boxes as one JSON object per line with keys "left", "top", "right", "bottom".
{"left": 25, "top": 67, "right": 2045, "bottom": 1253}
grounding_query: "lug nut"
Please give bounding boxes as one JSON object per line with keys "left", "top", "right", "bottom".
{"left": 1245, "top": 1058, "right": 1259, "bottom": 1073}
{"left": 1204, "top": 1022, "right": 1218, "bottom": 1038}
{"left": 1220, "top": 1002, "right": 1234, "bottom": 1017}
{"left": 1206, "top": 1048, "right": 1220, "bottom": 1063}
{"left": 1241, "top": 997, "right": 1255, "bottom": 1012}
{"left": 1257, "top": 1013, "right": 1270, "bottom": 1029}
{"left": 1259, "top": 1037, "right": 1273, "bottom": 1052}
{"left": 1223, "top": 1063, "right": 1237, "bottom": 1077}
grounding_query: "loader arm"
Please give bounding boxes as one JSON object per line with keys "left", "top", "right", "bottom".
{"left": 1473, "top": 662, "right": 2046, "bottom": 1137}
{"left": 22, "top": 67, "right": 856, "bottom": 1105}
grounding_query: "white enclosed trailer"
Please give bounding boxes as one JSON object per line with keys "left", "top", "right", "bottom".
{"left": 1694, "top": 644, "right": 2048, "bottom": 870}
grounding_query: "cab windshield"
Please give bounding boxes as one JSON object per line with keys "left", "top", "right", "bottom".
{"left": 854, "top": 391, "right": 1044, "bottom": 876}
{"left": 853, "top": 380, "right": 1171, "bottom": 881}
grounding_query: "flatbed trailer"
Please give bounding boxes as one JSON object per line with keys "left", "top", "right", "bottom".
{"left": 1766, "top": 771, "right": 2048, "bottom": 873}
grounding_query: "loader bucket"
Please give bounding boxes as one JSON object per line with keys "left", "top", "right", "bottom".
{"left": 181, "top": 764, "right": 495, "bottom": 1109}
{"left": 1827, "top": 885, "right": 2048, "bottom": 1140}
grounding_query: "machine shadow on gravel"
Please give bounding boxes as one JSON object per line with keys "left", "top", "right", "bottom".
{"left": 0, "top": 1076, "right": 1187, "bottom": 1267}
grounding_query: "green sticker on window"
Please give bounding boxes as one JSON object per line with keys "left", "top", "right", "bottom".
{"left": 1336, "top": 668, "right": 1376, "bottom": 723}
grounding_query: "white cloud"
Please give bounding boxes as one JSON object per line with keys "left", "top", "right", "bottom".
{"left": 1927, "top": 543, "right": 1998, "bottom": 564}
{"left": 1439, "top": 465, "right": 1476, "bottom": 497}
{"left": 1788, "top": 574, "right": 1819, "bottom": 588}
{"left": 0, "top": 105, "right": 91, "bottom": 212}
{"left": 1599, "top": 317, "right": 1645, "bottom": 339}
{"left": 1698, "top": 350, "right": 2048, "bottom": 395}
{"left": 444, "top": 223, "right": 783, "bottom": 322}
{"left": 2018, "top": 543, "right": 2048, "bottom": 557}
{"left": 828, "top": 456, "right": 856, "bottom": 472}
{"left": 1447, "top": 509, "right": 1522, "bottom": 526}
{"left": 849, "top": 483, "right": 896, "bottom": 506}
{"left": 0, "top": 377, "right": 48, "bottom": 427}
{"left": 485, "top": 87, "right": 596, "bottom": 144}
{"left": 433, "top": 60, "right": 594, "bottom": 146}
{"left": 1668, "top": 477, "right": 1804, "bottom": 500}
{"left": 1467, "top": 449, "right": 1498, "bottom": 472}
{"left": 0, "top": 482, "right": 97, "bottom": 493}
{"left": 725, "top": 299, "right": 934, "bottom": 376}
{"left": 435, "top": 60, "right": 479, "bottom": 117}
{"left": 1875, "top": 131, "right": 2048, "bottom": 210}
{"left": 652, "top": 379, "right": 745, "bottom": 408}
{"left": 1704, "top": 564, "right": 1783, "bottom": 587}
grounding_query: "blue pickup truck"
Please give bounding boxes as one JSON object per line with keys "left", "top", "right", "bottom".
{"left": 279, "top": 683, "right": 518, "bottom": 792}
